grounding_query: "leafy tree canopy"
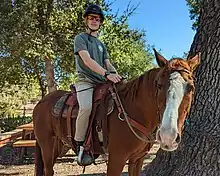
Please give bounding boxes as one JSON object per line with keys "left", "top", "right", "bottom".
{"left": 186, "top": 0, "right": 202, "bottom": 30}
{"left": 0, "top": 0, "right": 154, "bottom": 115}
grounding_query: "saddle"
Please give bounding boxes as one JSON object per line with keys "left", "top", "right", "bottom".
{"left": 52, "top": 82, "right": 114, "bottom": 156}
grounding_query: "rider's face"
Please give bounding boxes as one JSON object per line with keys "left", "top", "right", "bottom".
{"left": 86, "top": 14, "right": 102, "bottom": 30}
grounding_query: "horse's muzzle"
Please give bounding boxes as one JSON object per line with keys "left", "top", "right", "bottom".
{"left": 156, "top": 128, "right": 181, "bottom": 151}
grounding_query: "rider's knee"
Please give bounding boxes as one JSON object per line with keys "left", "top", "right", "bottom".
{"left": 79, "top": 106, "right": 92, "bottom": 114}
{"left": 80, "top": 100, "right": 92, "bottom": 109}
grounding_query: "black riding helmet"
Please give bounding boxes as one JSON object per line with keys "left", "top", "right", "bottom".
{"left": 83, "top": 4, "right": 104, "bottom": 21}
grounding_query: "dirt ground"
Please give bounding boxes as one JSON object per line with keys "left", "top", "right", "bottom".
{"left": 0, "top": 144, "right": 159, "bottom": 176}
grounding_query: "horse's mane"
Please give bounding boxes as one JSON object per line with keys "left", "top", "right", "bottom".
{"left": 116, "top": 58, "right": 191, "bottom": 98}
{"left": 117, "top": 67, "right": 160, "bottom": 101}
{"left": 115, "top": 58, "right": 190, "bottom": 102}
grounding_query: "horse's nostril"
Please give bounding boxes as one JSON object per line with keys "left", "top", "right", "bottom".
{"left": 164, "top": 145, "right": 168, "bottom": 149}
{"left": 175, "top": 133, "right": 181, "bottom": 143}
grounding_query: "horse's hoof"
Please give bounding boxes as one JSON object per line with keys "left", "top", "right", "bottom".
{"left": 77, "top": 154, "right": 94, "bottom": 166}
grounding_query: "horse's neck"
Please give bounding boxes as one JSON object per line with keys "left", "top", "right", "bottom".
{"left": 118, "top": 70, "right": 159, "bottom": 126}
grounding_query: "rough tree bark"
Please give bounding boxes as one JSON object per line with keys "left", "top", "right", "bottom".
{"left": 143, "top": 0, "right": 220, "bottom": 175}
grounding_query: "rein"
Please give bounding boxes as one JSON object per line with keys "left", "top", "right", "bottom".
{"left": 72, "top": 86, "right": 95, "bottom": 93}
{"left": 109, "top": 84, "right": 156, "bottom": 143}
{"left": 109, "top": 67, "right": 194, "bottom": 144}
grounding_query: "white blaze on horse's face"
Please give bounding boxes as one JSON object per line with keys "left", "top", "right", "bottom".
{"left": 156, "top": 71, "right": 188, "bottom": 151}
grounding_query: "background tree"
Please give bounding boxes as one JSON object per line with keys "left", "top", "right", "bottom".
{"left": 143, "top": 0, "right": 220, "bottom": 175}
{"left": 0, "top": 81, "right": 39, "bottom": 116}
{"left": 0, "top": 0, "right": 153, "bottom": 116}
{"left": 0, "top": 0, "right": 153, "bottom": 91}
{"left": 186, "top": 0, "right": 201, "bottom": 29}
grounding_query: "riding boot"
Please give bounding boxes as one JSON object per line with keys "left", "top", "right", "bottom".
{"left": 75, "top": 141, "right": 94, "bottom": 166}
{"left": 76, "top": 141, "right": 84, "bottom": 155}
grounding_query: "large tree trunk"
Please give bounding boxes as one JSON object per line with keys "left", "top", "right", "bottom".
{"left": 143, "top": 1, "right": 220, "bottom": 175}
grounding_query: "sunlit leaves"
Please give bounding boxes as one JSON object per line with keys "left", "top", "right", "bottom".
{"left": 186, "top": 0, "right": 202, "bottom": 30}
{"left": 101, "top": 19, "right": 153, "bottom": 79}
{"left": 0, "top": 0, "right": 154, "bottom": 115}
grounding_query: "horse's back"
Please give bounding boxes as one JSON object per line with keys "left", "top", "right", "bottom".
{"left": 33, "top": 90, "right": 69, "bottom": 138}
{"left": 38, "top": 90, "right": 68, "bottom": 103}
{"left": 34, "top": 90, "right": 68, "bottom": 115}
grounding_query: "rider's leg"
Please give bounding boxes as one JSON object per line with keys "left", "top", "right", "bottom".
{"left": 74, "top": 81, "right": 94, "bottom": 164}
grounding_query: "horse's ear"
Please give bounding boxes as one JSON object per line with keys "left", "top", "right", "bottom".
{"left": 187, "top": 52, "right": 201, "bottom": 71}
{"left": 153, "top": 48, "right": 168, "bottom": 67}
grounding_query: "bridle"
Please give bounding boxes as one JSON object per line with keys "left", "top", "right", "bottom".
{"left": 109, "top": 84, "right": 157, "bottom": 143}
{"left": 111, "top": 65, "right": 195, "bottom": 143}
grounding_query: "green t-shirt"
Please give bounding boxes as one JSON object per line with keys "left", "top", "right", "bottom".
{"left": 74, "top": 32, "right": 108, "bottom": 83}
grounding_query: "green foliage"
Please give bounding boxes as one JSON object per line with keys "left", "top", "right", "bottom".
{"left": 0, "top": 0, "right": 84, "bottom": 94}
{"left": 0, "top": 0, "right": 154, "bottom": 115}
{"left": 0, "top": 116, "right": 32, "bottom": 133}
{"left": 186, "top": 0, "right": 202, "bottom": 30}
{"left": 101, "top": 20, "right": 153, "bottom": 79}
{"left": 0, "top": 56, "right": 26, "bottom": 88}
{"left": 0, "top": 81, "right": 40, "bottom": 116}
{"left": 0, "top": 0, "right": 153, "bottom": 85}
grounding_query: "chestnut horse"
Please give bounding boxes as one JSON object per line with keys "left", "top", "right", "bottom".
{"left": 33, "top": 49, "right": 200, "bottom": 176}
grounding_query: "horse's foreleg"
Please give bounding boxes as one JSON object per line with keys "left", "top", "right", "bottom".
{"left": 107, "top": 153, "right": 127, "bottom": 176}
{"left": 128, "top": 156, "right": 145, "bottom": 176}
{"left": 128, "top": 143, "right": 153, "bottom": 176}
{"left": 39, "top": 137, "right": 55, "bottom": 176}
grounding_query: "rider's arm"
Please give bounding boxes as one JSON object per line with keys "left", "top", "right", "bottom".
{"left": 78, "top": 50, "right": 121, "bottom": 83}
{"left": 104, "top": 59, "right": 117, "bottom": 73}
{"left": 102, "top": 44, "right": 117, "bottom": 73}
{"left": 78, "top": 50, "right": 107, "bottom": 76}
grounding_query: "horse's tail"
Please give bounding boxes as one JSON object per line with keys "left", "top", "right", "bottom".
{"left": 35, "top": 140, "right": 44, "bottom": 176}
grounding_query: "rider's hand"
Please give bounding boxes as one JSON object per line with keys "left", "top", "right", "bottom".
{"left": 106, "top": 73, "right": 122, "bottom": 83}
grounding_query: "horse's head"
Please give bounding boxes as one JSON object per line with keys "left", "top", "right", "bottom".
{"left": 153, "top": 49, "right": 200, "bottom": 151}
